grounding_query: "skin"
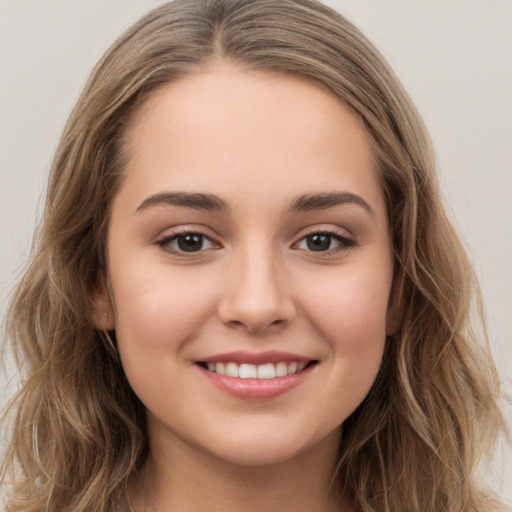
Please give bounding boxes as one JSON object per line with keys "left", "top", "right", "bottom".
{"left": 94, "top": 63, "right": 396, "bottom": 512}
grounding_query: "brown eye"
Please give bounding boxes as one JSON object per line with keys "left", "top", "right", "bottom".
{"left": 305, "top": 234, "right": 332, "bottom": 251}
{"left": 177, "top": 234, "right": 205, "bottom": 252}
{"left": 295, "top": 232, "right": 355, "bottom": 253}
{"left": 156, "top": 232, "right": 219, "bottom": 254}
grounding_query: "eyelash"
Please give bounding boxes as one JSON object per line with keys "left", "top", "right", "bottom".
{"left": 294, "top": 229, "right": 357, "bottom": 255}
{"left": 155, "top": 228, "right": 220, "bottom": 256}
{"left": 155, "top": 228, "right": 357, "bottom": 256}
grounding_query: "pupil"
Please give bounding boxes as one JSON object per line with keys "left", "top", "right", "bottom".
{"left": 178, "top": 234, "right": 203, "bottom": 252}
{"left": 307, "top": 234, "right": 331, "bottom": 251}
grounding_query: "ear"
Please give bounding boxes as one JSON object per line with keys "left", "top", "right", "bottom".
{"left": 385, "top": 274, "right": 402, "bottom": 336}
{"left": 91, "top": 270, "right": 115, "bottom": 330}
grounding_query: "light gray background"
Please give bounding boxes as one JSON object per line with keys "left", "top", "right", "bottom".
{"left": 1, "top": 0, "right": 511, "bottom": 500}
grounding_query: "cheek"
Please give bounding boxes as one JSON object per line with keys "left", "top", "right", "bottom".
{"left": 110, "top": 265, "right": 219, "bottom": 409}
{"left": 299, "top": 265, "right": 390, "bottom": 393}
{"left": 304, "top": 266, "right": 390, "bottom": 344}
{"left": 111, "top": 262, "right": 218, "bottom": 353}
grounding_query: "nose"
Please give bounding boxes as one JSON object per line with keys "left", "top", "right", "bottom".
{"left": 217, "top": 247, "right": 296, "bottom": 334}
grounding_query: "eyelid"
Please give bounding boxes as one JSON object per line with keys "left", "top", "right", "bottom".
{"left": 155, "top": 226, "right": 222, "bottom": 256}
{"left": 292, "top": 225, "right": 357, "bottom": 254}
{"left": 153, "top": 224, "right": 357, "bottom": 257}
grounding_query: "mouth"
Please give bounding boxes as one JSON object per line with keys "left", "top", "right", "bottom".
{"left": 195, "top": 354, "right": 318, "bottom": 399}
{"left": 196, "top": 360, "right": 317, "bottom": 379}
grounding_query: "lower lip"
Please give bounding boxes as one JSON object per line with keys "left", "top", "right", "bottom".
{"left": 197, "top": 364, "right": 316, "bottom": 399}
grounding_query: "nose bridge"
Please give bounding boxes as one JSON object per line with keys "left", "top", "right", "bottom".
{"left": 218, "top": 236, "right": 295, "bottom": 333}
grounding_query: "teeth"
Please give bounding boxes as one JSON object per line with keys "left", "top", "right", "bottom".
{"left": 257, "top": 363, "right": 275, "bottom": 379}
{"left": 287, "top": 362, "right": 298, "bottom": 374}
{"left": 225, "top": 362, "right": 239, "bottom": 378}
{"left": 275, "top": 362, "right": 288, "bottom": 377}
{"left": 239, "top": 364, "right": 257, "bottom": 378}
{"left": 205, "top": 361, "right": 311, "bottom": 378}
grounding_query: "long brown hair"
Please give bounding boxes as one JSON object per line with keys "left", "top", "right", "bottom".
{"left": 2, "top": 1, "right": 507, "bottom": 510}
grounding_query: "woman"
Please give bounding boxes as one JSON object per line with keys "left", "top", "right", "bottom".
{"left": 1, "top": 1, "right": 508, "bottom": 510}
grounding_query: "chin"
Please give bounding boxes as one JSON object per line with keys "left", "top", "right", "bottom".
{"left": 211, "top": 442, "right": 309, "bottom": 467}
{"left": 202, "top": 425, "right": 340, "bottom": 468}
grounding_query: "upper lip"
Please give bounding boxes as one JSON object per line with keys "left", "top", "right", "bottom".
{"left": 196, "top": 350, "right": 315, "bottom": 366}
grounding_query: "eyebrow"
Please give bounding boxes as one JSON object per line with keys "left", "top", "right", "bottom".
{"left": 136, "top": 192, "right": 230, "bottom": 213}
{"left": 136, "top": 190, "right": 374, "bottom": 217}
{"left": 289, "top": 192, "right": 375, "bottom": 217}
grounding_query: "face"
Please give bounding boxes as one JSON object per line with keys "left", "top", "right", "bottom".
{"left": 95, "top": 64, "right": 396, "bottom": 467}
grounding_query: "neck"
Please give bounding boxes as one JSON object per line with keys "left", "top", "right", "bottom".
{"left": 129, "top": 428, "right": 351, "bottom": 512}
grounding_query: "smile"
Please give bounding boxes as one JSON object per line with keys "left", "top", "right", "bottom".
{"left": 195, "top": 353, "right": 318, "bottom": 399}
{"left": 199, "top": 361, "right": 310, "bottom": 379}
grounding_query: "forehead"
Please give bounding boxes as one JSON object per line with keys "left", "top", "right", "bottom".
{"left": 117, "top": 64, "right": 385, "bottom": 216}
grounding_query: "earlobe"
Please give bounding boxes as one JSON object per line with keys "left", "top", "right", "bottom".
{"left": 91, "top": 271, "right": 115, "bottom": 330}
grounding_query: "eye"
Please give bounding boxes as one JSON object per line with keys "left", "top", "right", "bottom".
{"left": 156, "top": 231, "right": 219, "bottom": 254}
{"left": 295, "top": 232, "right": 355, "bottom": 253}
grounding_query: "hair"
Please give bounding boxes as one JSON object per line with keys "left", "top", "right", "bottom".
{"left": 1, "top": 0, "right": 508, "bottom": 511}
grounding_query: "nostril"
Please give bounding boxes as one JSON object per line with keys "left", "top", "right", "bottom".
{"left": 217, "top": 283, "right": 297, "bottom": 334}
